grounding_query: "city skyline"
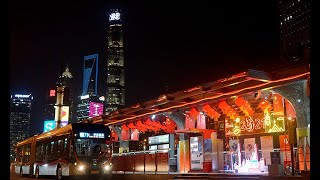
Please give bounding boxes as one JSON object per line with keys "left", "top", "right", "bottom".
{"left": 11, "top": 1, "right": 287, "bottom": 135}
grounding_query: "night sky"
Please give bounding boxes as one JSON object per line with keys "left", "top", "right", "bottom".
{"left": 10, "top": 0, "right": 284, "bottom": 135}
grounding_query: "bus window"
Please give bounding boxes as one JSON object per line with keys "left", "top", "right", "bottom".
{"left": 57, "top": 139, "right": 62, "bottom": 156}
{"left": 50, "top": 141, "right": 54, "bottom": 159}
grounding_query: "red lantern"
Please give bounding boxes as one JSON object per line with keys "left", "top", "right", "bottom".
{"left": 219, "top": 101, "right": 229, "bottom": 110}
{"left": 258, "top": 99, "right": 270, "bottom": 110}
{"left": 189, "top": 107, "right": 199, "bottom": 119}
{"left": 122, "top": 124, "right": 129, "bottom": 130}
{"left": 128, "top": 122, "right": 136, "bottom": 129}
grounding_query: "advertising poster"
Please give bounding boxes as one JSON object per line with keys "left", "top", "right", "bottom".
{"left": 89, "top": 102, "right": 104, "bottom": 118}
{"left": 54, "top": 106, "right": 69, "bottom": 122}
{"left": 244, "top": 138, "right": 255, "bottom": 159}
{"left": 229, "top": 139, "right": 239, "bottom": 153}
{"left": 61, "top": 106, "right": 69, "bottom": 121}
{"left": 279, "top": 135, "right": 291, "bottom": 167}
{"left": 279, "top": 135, "right": 290, "bottom": 151}
{"left": 260, "top": 136, "right": 273, "bottom": 165}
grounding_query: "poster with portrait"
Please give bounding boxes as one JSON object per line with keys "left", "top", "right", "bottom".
{"left": 244, "top": 138, "right": 255, "bottom": 159}
{"left": 229, "top": 139, "right": 239, "bottom": 153}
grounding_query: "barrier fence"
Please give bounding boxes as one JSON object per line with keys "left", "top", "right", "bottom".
{"left": 112, "top": 149, "right": 169, "bottom": 174}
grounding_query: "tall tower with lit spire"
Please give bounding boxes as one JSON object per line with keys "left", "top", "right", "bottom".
{"left": 57, "top": 66, "right": 74, "bottom": 124}
{"left": 106, "top": 9, "right": 125, "bottom": 114}
{"left": 61, "top": 66, "right": 74, "bottom": 123}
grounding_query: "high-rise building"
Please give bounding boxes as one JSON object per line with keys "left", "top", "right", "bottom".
{"left": 59, "top": 66, "right": 74, "bottom": 123}
{"left": 44, "top": 89, "right": 56, "bottom": 120}
{"left": 76, "top": 54, "right": 104, "bottom": 121}
{"left": 10, "top": 94, "right": 33, "bottom": 161}
{"left": 106, "top": 9, "right": 125, "bottom": 114}
{"left": 83, "top": 54, "right": 99, "bottom": 96}
{"left": 76, "top": 95, "right": 105, "bottom": 121}
{"left": 279, "top": 0, "right": 310, "bottom": 62}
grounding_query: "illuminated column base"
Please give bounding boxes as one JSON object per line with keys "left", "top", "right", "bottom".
{"left": 178, "top": 134, "right": 190, "bottom": 173}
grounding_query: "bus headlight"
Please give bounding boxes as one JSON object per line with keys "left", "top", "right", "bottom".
{"left": 78, "top": 165, "right": 85, "bottom": 171}
{"left": 104, "top": 165, "right": 110, "bottom": 171}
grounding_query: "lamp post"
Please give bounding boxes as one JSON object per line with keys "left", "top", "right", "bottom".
{"left": 287, "top": 117, "right": 295, "bottom": 176}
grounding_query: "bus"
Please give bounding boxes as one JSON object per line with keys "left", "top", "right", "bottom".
{"left": 14, "top": 123, "right": 112, "bottom": 179}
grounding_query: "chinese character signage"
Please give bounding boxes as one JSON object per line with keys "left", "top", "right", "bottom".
{"left": 225, "top": 112, "right": 285, "bottom": 136}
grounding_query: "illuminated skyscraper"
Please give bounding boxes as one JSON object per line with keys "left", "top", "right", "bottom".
{"left": 10, "top": 94, "right": 33, "bottom": 161}
{"left": 77, "top": 54, "right": 104, "bottom": 121}
{"left": 59, "top": 66, "right": 74, "bottom": 123}
{"left": 83, "top": 54, "right": 99, "bottom": 96}
{"left": 279, "top": 0, "right": 310, "bottom": 62}
{"left": 106, "top": 9, "right": 125, "bottom": 114}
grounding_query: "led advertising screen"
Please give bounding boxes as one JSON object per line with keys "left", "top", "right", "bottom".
{"left": 89, "top": 102, "right": 104, "bottom": 118}
{"left": 61, "top": 121, "right": 68, "bottom": 127}
{"left": 43, "top": 120, "right": 56, "bottom": 132}
{"left": 54, "top": 106, "right": 69, "bottom": 122}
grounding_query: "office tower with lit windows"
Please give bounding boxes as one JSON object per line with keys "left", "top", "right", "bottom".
{"left": 76, "top": 95, "right": 105, "bottom": 121}
{"left": 279, "top": 0, "right": 310, "bottom": 62}
{"left": 106, "top": 9, "right": 125, "bottom": 114}
{"left": 10, "top": 94, "right": 33, "bottom": 161}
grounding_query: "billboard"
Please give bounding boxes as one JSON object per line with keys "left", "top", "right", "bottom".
{"left": 54, "top": 106, "right": 69, "bottom": 122}
{"left": 89, "top": 102, "right": 104, "bottom": 118}
{"left": 43, "top": 120, "right": 56, "bottom": 132}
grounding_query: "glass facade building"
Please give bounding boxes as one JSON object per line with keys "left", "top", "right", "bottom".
{"left": 106, "top": 9, "right": 125, "bottom": 114}
{"left": 279, "top": 0, "right": 310, "bottom": 62}
{"left": 10, "top": 94, "right": 33, "bottom": 161}
{"left": 83, "top": 54, "right": 99, "bottom": 96}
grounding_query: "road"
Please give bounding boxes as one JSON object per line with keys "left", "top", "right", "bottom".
{"left": 10, "top": 172, "right": 113, "bottom": 180}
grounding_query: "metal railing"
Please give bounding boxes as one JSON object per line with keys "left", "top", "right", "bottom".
{"left": 111, "top": 149, "right": 171, "bottom": 174}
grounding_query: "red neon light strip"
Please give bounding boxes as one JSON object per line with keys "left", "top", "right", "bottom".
{"left": 102, "top": 72, "right": 309, "bottom": 126}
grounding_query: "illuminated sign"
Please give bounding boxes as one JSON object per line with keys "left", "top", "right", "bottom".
{"left": 43, "top": 120, "right": 56, "bottom": 132}
{"left": 61, "top": 106, "right": 69, "bottom": 121}
{"left": 225, "top": 113, "right": 285, "bottom": 136}
{"left": 79, "top": 132, "right": 105, "bottom": 138}
{"left": 61, "top": 121, "right": 68, "bottom": 127}
{"left": 80, "top": 95, "right": 89, "bottom": 100}
{"left": 99, "top": 96, "right": 105, "bottom": 101}
{"left": 148, "top": 134, "right": 169, "bottom": 145}
{"left": 14, "top": 94, "right": 31, "bottom": 98}
{"left": 109, "top": 12, "right": 121, "bottom": 21}
{"left": 54, "top": 106, "right": 69, "bottom": 122}
{"left": 89, "top": 102, "right": 104, "bottom": 118}
{"left": 50, "top": 90, "right": 56, "bottom": 97}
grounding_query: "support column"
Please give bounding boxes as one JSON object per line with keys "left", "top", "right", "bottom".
{"left": 163, "top": 111, "right": 186, "bottom": 172}
{"left": 113, "top": 126, "right": 129, "bottom": 153}
{"left": 178, "top": 133, "right": 190, "bottom": 173}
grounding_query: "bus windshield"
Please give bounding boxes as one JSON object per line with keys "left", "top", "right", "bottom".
{"left": 74, "top": 138, "right": 110, "bottom": 158}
